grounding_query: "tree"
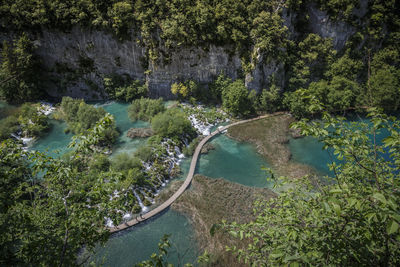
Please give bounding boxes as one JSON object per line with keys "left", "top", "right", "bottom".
{"left": 128, "top": 97, "right": 165, "bottom": 122}
{"left": 57, "top": 97, "right": 118, "bottom": 146}
{"left": 18, "top": 103, "right": 49, "bottom": 137}
{"left": 209, "top": 73, "right": 232, "bottom": 103}
{"left": 0, "top": 33, "right": 42, "bottom": 103}
{"left": 108, "top": 1, "right": 136, "bottom": 37}
{"left": 368, "top": 67, "right": 400, "bottom": 110}
{"left": 222, "top": 80, "right": 253, "bottom": 117}
{"left": 223, "top": 109, "right": 400, "bottom": 266}
{"left": 114, "top": 80, "right": 148, "bottom": 102}
{"left": 289, "top": 34, "right": 336, "bottom": 90}
{"left": 151, "top": 108, "right": 195, "bottom": 139}
{"left": 0, "top": 116, "right": 125, "bottom": 266}
{"left": 258, "top": 84, "right": 281, "bottom": 112}
{"left": 250, "top": 11, "right": 288, "bottom": 61}
{"left": 171, "top": 82, "right": 189, "bottom": 100}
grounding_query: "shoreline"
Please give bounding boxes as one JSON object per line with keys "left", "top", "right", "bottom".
{"left": 156, "top": 175, "right": 276, "bottom": 266}
{"left": 226, "top": 113, "right": 319, "bottom": 180}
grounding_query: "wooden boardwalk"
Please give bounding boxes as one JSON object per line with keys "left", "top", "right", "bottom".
{"left": 109, "top": 113, "right": 278, "bottom": 233}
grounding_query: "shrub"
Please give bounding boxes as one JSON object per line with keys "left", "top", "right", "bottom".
{"left": 151, "top": 108, "right": 196, "bottom": 139}
{"left": 128, "top": 98, "right": 165, "bottom": 122}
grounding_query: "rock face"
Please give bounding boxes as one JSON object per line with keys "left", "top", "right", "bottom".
{"left": 307, "top": 3, "right": 356, "bottom": 50}
{"left": 0, "top": 3, "right": 363, "bottom": 100}
{"left": 147, "top": 46, "right": 242, "bottom": 98}
{"left": 126, "top": 128, "right": 154, "bottom": 138}
{"left": 36, "top": 27, "right": 146, "bottom": 100}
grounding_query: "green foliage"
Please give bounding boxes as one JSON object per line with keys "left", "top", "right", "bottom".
{"left": 314, "top": 0, "right": 359, "bottom": 21}
{"left": 128, "top": 97, "right": 165, "bottom": 122}
{"left": 108, "top": 1, "right": 136, "bottom": 38}
{"left": 224, "top": 109, "right": 400, "bottom": 266}
{"left": 0, "top": 102, "right": 50, "bottom": 140}
{"left": 0, "top": 116, "right": 128, "bottom": 266}
{"left": 18, "top": 103, "right": 50, "bottom": 137}
{"left": 58, "top": 97, "right": 118, "bottom": 147}
{"left": 183, "top": 137, "right": 200, "bottom": 156}
{"left": 250, "top": 11, "right": 288, "bottom": 62}
{"left": 116, "top": 80, "right": 148, "bottom": 102}
{"left": 258, "top": 84, "right": 281, "bottom": 113}
{"left": 171, "top": 82, "right": 189, "bottom": 99}
{"left": 208, "top": 73, "right": 232, "bottom": 104}
{"left": 170, "top": 80, "right": 205, "bottom": 103}
{"left": 325, "top": 53, "right": 363, "bottom": 80}
{"left": 105, "top": 76, "right": 148, "bottom": 102}
{"left": 283, "top": 89, "right": 318, "bottom": 119}
{"left": 135, "top": 146, "right": 154, "bottom": 162}
{"left": 222, "top": 80, "right": 253, "bottom": 117}
{"left": 368, "top": 68, "right": 400, "bottom": 111}
{"left": 111, "top": 153, "right": 142, "bottom": 173}
{"left": 367, "top": 48, "right": 400, "bottom": 111}
{"left": 0, "top": 33, "right": 42, "bottom": 103}
{"left": 0, "top": 115, "right": 19, "bottom": 141}
{"left": 151, "top": 108, "right": 196, "bottom": 139}
{"left": 289, "top": 34, "right": 336, "bottom": 90}
{"left": 88, "top": 153, "right": 111, "bottom": 172}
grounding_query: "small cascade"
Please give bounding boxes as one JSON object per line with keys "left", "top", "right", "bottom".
{"left": 39, "top": 102, "right": 56, "bottom": 116}
{"left": 140, "top": 189, "right": 155, "bottom": 204}
{"left": 156, "top": 176, "right": 166, "bottom": 187}
{"left": 105, "top": 217, "right": 114, "bottom": 228}
{"left": 133, "top": 189, "right": 148, "bottom": 212}
{"left": 123, "top": 212, "right": 132, "bottom": 220}
{"left": 175, "top": 146, "right": 185, "bottom": 159}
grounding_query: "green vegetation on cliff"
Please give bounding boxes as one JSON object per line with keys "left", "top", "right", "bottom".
{"left": 1, "top": 1, "right": 399, "bottom": 116}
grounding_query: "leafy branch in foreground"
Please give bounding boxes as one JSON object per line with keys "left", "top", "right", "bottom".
{"left": 223, "top": 108, "right": 400, "bottom": 266}
{"left": 0, "top": 116, "right": 125, "bottom": 266}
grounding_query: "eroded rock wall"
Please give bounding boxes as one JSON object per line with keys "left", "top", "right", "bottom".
{"left": 1, "top": 2, "right": 365, "bottom": 100}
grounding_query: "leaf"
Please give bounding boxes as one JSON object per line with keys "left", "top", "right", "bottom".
{"left": 387, "top": 220, "right": 399, "bottom": 235}
{"left": 329, "top": 188, "right": 342, "bottom": 194}
{"left": 332, "top": 203, "right": 341, "bottom": 216}
{"left": 373, "top": 193, "right": 387, "bottom": 204}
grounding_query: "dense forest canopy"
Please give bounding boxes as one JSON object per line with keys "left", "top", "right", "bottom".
{"left": 0, "top": 0, "right": 399, "bottom": 114}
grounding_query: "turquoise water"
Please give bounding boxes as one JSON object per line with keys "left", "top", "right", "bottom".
{"left": 31, "top": 119, "right": 74, "bottom": 157}
{"left": 31, "top": 101, "right": 149, "bottom": 156}
{"left": 92, "top": 210, "right": 198, "bottom": 266}
{"left": 196, "top": 135, "right": 272, "bottom": 187}
{"left": 100, "top": 102, "right": 150, "bottom": 156}
{"left": 288, "top": 116, "right": 395, "bottom": 176}
{"left": 288, "top": 136, "right": 333, "bottom": 175}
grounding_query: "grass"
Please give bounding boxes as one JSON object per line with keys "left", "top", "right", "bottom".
{"left": 227, "top": 113, "right": 318, "bottom": 179}
{"left": 155, "top": 175, "right": 276, "bottom": 266}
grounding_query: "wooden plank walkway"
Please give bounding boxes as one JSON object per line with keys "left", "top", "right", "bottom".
{"left": 109, "top": 113, "right": 281, "bottom": 233}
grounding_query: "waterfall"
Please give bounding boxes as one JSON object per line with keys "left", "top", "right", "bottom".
{"left": 133, "top": 189, "right": 148, "bottom": 212}
{"left": 105, "top": 217, "right": 114, "bottom": 227}
{"left": 140, "top": 189, "right": 155, "bottom": 204}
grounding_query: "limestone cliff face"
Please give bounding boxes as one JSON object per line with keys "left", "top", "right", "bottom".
{"left": 147, "top": 46, "right": 242, "bottom": 98}
{"left": 36, "top": 27, "right": 146, "bottom": 100}
{"left": 34, "top": 27, "right": 245, "bottom": 100}
{"left": 3, "top": 3, "right": 363, "bottom": 100}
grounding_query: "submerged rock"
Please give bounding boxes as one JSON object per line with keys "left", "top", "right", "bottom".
{"left": 126, "top": 128, "right": 154, "bottom": 138}
{"left": 200, "top": 143, "right": 216, "bottom": 154}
